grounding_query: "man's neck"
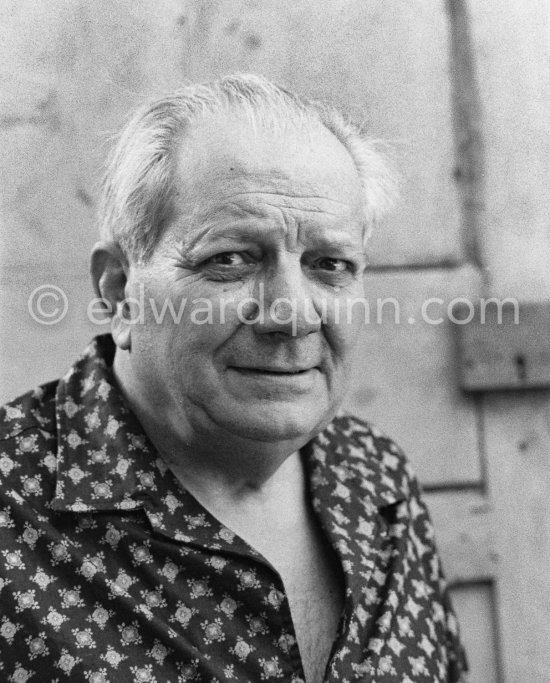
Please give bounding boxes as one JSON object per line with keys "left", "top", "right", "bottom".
{"left": 168, "top": 449, "right": 307, "bottom": 529}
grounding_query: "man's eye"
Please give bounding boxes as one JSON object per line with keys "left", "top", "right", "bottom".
{"left": 206, "top": 252, "right": 248, "bottom": 266}
{"left": 312, "top": 257, "right": 351, "bottom": 273}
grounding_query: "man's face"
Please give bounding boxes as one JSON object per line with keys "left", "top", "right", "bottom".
{"left": 122, "top": 112, "right": 367, "bottom": 444}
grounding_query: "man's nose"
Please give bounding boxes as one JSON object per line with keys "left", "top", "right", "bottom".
{"left": 252, "top": 262, "right": 322, "bottom": 337}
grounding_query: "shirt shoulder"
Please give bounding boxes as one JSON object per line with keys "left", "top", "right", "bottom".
{"left": 0, "top": 381, "right": 59, "bottom": 501}
{"left": 0, "top": 381, "right": 58, "bottom": 440}
{"left": 309, "top": 412, "right": 417, "bottom": 509}
{"left": 331, "top": 412, "right": 414, "bottom": 478}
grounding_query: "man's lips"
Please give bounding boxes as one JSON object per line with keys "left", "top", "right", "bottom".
{"left": 229, "top": 366, "right": 318, "bottom": 374}
{"left": 226, "top": 366, "right": 320, "bottom": 394}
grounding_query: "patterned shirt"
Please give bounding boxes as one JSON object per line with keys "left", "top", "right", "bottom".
{"left": 0, "top": 335, "right": 467, "bottom": 682}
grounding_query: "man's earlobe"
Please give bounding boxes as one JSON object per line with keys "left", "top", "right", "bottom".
{"left": 90, "top": 242, "right": 132, "bottom": 351}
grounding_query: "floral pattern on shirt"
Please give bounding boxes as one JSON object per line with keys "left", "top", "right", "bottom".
{"left": 0, "top": 335, "right": 467, "bottom": 682}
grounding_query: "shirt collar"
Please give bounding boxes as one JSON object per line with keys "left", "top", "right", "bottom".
{"left": 51, "top": 334, "right": 158, "bottom": 513}
{"left": 51, "top": 335, "right": 407, "bottom": 540}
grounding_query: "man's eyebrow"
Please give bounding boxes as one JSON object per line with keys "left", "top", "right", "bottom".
{"left": 306, "top": 233, "right": 366, "bottom": 253}
{"left": 178, "top": 225, "right": 365, "bottom": 261}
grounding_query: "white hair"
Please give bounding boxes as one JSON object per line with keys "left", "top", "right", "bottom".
{"left": 98, "top": 73, "right": 397, "bottom": 262}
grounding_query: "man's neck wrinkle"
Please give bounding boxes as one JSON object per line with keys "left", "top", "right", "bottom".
{"left": 166, "top": 449, "right": 304, "bottom": 514}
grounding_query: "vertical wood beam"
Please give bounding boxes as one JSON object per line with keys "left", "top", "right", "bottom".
{"left": 445, "top": 0, "right": 486, "bottom": 276}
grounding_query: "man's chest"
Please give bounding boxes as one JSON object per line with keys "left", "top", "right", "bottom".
{"left": 276, "top": 540, "right": 345, "bottom": 683}
{"left": 245, "top": 511, "right": 346, "bottom": 683}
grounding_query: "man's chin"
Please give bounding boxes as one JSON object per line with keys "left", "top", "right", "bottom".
{"left": 212, "top": 403, "right": 328, "bottom": 445}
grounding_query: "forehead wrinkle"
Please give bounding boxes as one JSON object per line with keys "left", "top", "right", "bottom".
{"left": 172, "top": 188, "right": 366, "bottom": 253}
{"left": 221, "top": 189, "right": 354, "bottom": 211}
{"left": 183, "top": 165, "right": 357, "bottom": 208}
{"left": 186, "top": 193, "right": 354, "bottom": 236}
{"left": 177, "top": 189, "right": 344, "bottom": 241}
{"left": 209, "top": 199, "right": 270, "bottom": 221}
{"left": 177, "top": 193, "right": 274, "bottom": 228}
{"left": 255, "top": 198, "right": 343, "bottom": 217}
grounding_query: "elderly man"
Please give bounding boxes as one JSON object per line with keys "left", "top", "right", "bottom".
{"left": 0, "top": 75, "right": 466, "bottom": 682}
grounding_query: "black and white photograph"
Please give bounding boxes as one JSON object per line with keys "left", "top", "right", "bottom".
{"left": 0, "top": 2, "right": 548, "bottom": 681}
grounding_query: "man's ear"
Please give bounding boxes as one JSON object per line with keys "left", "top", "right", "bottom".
{"left": 90, "top": 242, "right": 132, "bottom": 351}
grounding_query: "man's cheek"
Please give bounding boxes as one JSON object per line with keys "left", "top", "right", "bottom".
{"left": 192, "top": 292, "right": 252, "bottom": 327}
{"left": 317, "top": 294, "right": 366, "bottom": 333}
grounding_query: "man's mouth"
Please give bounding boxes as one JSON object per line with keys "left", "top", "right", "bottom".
{"left": 230, "top": 366, "right": 317, "bottom": 375}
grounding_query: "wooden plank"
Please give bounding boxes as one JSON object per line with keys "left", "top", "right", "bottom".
{"left": 342, "top": 265, "right": 482, "bottom": 486}
{"left": 465, "top": 3, "right": 550, "bottom": 681}
{"left": 455, "top": 301, "right": 550, "bottom": 392}
{"left": 483, "top": 393, "right": 550, "bottom": 683}
{"left": 467, "top": 0, "right": 550, "bottom": 300}
{"left": 450, "top": 583, "right": 499, "bottom": 683}
{"left": 445, "top": 0, "right": 485, "bottom": 270}
{"left": 425, "top": 491, "right": 497, "bottom": 584}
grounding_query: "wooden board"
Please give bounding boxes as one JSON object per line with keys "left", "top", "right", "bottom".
{"left": 425, "top": 491, "right": 499, "bottom": 682}
{"left": 467, "top": 0, "right": 550, "bottom": 300}
{"left": 466, "top": 3, "right": 550, "bottom": 680}
{"left": 483, "top": 393, "right": 550, "bottom": 683}
{"left": 343, "top": 265, "right": 482, "bottom": 486}
{"left": 455, "top": 301, "right": 550, "bottom": 391}
{"left": 425, "top": 490, "right": 497, "bottom": 584}
{"left": 451, "top": 583, "right": 500, "bottom": 683}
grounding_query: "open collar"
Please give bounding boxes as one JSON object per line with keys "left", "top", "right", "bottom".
{"left": 51, "top": 334, "right": 158, "bottom": 514}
